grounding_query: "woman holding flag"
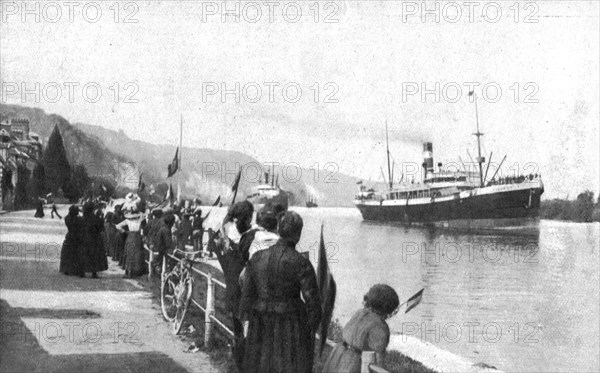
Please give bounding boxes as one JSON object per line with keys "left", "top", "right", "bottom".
{"left": 321, "top": 284, "right": 400, "bottom": 373}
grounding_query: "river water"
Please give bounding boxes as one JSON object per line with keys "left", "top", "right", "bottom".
{"left": 285, "top": 207, "right": 599, "bottom": 373}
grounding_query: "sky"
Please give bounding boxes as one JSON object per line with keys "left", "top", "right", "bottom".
{"left": 1, "top": 0, "right": 598, "bottom": 199}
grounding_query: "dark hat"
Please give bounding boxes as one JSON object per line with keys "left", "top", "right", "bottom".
{"left": 68, "top": 205, "right": 81, "bottom": 215}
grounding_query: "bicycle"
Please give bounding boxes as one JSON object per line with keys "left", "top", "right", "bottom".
{"left": 160, "top": 248, "right": 202, "bottom": 334}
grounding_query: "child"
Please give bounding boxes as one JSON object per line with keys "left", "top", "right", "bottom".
{"left": 321, "top": 284, "right": 400, "bottom": 373}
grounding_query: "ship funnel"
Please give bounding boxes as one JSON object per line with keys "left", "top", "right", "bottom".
{"left": 422, "top": 142, "right": 434, "bottom": 178}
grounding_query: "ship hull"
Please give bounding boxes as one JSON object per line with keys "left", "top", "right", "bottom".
{"left": 247, "top": 190, "right": 289, "bottom": 210}
{"left": 355, "top": 184, "right": 543, "bottom": 229}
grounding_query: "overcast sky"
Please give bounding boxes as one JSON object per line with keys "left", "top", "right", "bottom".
{"left": 2, "top": 1, "right": 598, "bottom": 198}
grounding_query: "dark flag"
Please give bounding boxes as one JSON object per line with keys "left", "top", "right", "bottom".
{"left": 230, "top": 168, "right": 242, "bottom": 204}
{"left": 167, "top": 148, "right": 179, "bottom": 177}
{"left": 317, "top": 224, "right": 336, "bottom": 356}
{"left": 137, "top": 173, "right": 145, "bottom": 193}
{"left": 404, "top": 288, "right": 424, "bottom": 314}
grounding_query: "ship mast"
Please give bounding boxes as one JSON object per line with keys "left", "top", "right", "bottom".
{"left": 471, "top": 92, "right": 485, "bottom": 187}
{"left": 385, "top": 121, "right": 393, "bottom": 190}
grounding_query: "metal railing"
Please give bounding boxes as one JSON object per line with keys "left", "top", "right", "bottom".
{"left": 144, "top": 242, "right": 233, "bottom": 345}
{"left": 143, "top": 237, "right": 389, "bottom": 373}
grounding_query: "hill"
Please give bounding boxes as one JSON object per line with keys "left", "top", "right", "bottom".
{"left": 1, "top": 104, "right": 365, "bottom": 206}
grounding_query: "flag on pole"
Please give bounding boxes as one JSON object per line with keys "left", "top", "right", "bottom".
{"left": 405, "top": 288, "right": 424, "bottom": 314}
{"left": 167, "top": 148, "right": 179, "bottom": 177}
{"left": 317, "top": 224, "right": 336, "bottom": 356}
{"left": 230, "top": 168, "right": 242, "bottom": 204}
{"left": 137, "top": 173, "right": 145, "bottom": 193}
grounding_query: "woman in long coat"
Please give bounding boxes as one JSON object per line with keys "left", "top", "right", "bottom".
{"left": 238, "top": 211, "right": 322, "bottom": 373}
{"left": 81, "top": 201, "right": 108, "bottom": 278}
{"left": 59, "top": 205, "right": 84, "bottom": 276}
{"left": 116, "top": 211, "right": 147, "bottom": 278}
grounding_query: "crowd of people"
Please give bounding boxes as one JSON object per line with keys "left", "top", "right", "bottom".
{"left": 57, "top": 193, "right": 208, "bottom": 279}
{"left": 56, "top": 194, "right": 402, "bottom": 373}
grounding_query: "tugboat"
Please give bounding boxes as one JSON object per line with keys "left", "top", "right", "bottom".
{"left": 246, "top": 171, "right": 289, "bottom": 210}
{"left": 305, "top": 184, "right": 319, "bottom": 208}
{"left": 306, "top": 197, "right": 318, "bottom": 208}
{"left": 354, "top": 92, "right": 544, "bottom": 229}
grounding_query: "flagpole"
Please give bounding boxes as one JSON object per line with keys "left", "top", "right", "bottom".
{"left": 179, "top": 114, "right": 183, "bottom": 203}
{"left": 179, "top": 114, "right": 183, "bottom": 172}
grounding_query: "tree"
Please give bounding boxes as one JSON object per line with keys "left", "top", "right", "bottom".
{"left": 28, "top": 163, "right": 47, "bottom": 199}
{"left": 14, "top": 165, "right": 31, "bottom": 210}
{"left": 43, "top": 124, "right": 71, "bottom": 194}
{"left": 90, "top": 177, "right": 116, "bottom": 200}
{"left": 575, "top": 190, "right": 595, "bottom": 222}
{"left": 63, "top": 164, "right": 90, "bottom": 202}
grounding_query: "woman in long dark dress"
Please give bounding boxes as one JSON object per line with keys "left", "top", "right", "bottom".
{"left": 103, "top": 212, "right": 115, "bottom": 258}
{"left": 34, "top": 198, "right": 44, "bottom": 218}
{"left": 81, "top": 201, "right": 108, "bottom": 278}
{"left": 238, "top": 211, "right": 322, "bottom": 373}
{"left": 116, "top": 211, "right": 147, "bottom": 278}
{"left": 59, "top": 205, "right": 84, "bottom": 277}
{"left": 112, "top": 205, "right": 126, "bottom": 264}
{"left": 321, "top": 284, "right": 399, "bottom": 373}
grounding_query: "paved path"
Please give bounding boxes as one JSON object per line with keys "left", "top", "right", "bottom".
{"left": 0, "top": 209, "right": 218, "bottom": 373}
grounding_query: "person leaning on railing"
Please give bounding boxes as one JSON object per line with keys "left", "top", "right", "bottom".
{"left": 321, "top": 284, "right": 400, "bottom": 373}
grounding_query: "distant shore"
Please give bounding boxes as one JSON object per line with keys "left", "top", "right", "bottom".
{"left": 541, "top": 191, "right": 600, "bottom": 223}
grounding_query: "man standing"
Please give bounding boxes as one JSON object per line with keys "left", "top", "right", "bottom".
{"left": 51, "top": 200, "right": 62, "bottom": 219}
{"left": 152, "top": 213, "right": 175, "bottom": 274}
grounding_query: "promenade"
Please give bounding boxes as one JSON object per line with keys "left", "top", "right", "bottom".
{"left": 0, "top": 208, "right": 217, "bottom": 373}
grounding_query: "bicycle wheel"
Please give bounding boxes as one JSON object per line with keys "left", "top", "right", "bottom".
{"left": 172, "top": 274, "right": 193, "bottom": 334}
{"left": 160, "top": 269, "right": 180, "bottom": 321}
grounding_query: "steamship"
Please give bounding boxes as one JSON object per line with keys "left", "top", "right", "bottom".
{"left": 246, "top": 170, "right": 289, "bottom": 210}
{"left": 354, "top": 94, "right": 544, "bottom": 229}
